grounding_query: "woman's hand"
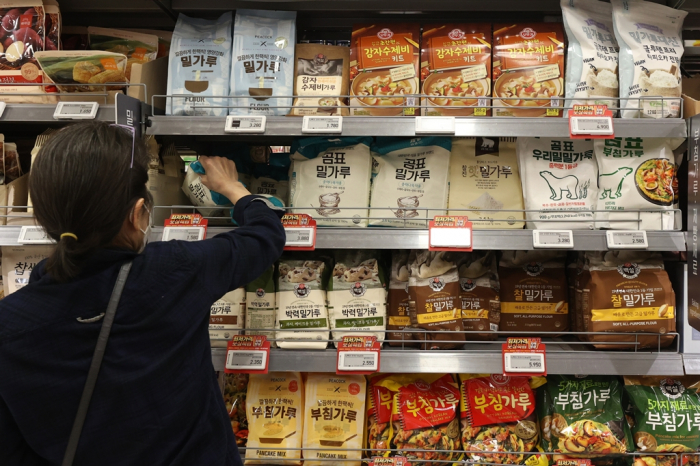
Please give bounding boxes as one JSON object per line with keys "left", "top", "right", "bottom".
{"left": 199, "top": 156, "right": 251, "bottom": 205}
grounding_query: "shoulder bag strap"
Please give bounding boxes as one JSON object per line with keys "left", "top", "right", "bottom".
{"left": 61, "top": 261, "right": 133, "bottom": 466}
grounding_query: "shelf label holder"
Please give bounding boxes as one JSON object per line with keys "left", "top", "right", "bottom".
{"left": 224, "top": 115, "right": 266, "bottom": 134}
{"left": 224, "top": 335, "right": 270, "bottom": 374}
{"left": 502, "top": 337, "right": 546, "bottom": 377}
{"left": 162, "top": 214, "right": 208, "bottom": 241}
{"left": 533, "top": 230, "right": 574, "bottom": 249}
{"left": 428, "top": 216, "right": 473, "bottom": 251}
{"left": 54, "top": 102, "right": 99, "bottom": 120}
{"left": 282, "top": 213, "right": 317, "bottom": 250}
{"left": 606, "top": 230, "right": 648, "bottom": 249}
{"left": 415, "top": 116, "right": 456, "bottom": 134}
{"left": 302, "top": 115, "right": 342, "bottom": 133}
{"left": 569, "top": 104, "right": 614, "bottom": 139}
{"left": 17, "top": 226, "right": 54, "bottom": 245}
{"left": 336, "top": 335, "right": 381, "bottom": 375}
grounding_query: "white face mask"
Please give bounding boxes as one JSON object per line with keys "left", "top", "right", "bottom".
{"left": 132, "top": 204, "right": 151, "bottom": 253}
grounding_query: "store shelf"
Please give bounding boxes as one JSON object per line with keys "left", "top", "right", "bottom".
{"left": 211, "top": 346, "right": 686, "bottom": 375}
{"left": 146, "top": 116, "right": 688, "bottom": 138}
{"left": 683, "top": 354, "right": 700, "bottom": 374}
{"left": 0, "top": 104, "right": 116, "bottom": 123}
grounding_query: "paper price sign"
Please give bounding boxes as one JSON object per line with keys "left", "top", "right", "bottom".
{"left": 502, "top": 337, "right": 546, "bottom": 377}
{"left": 370, "top": 457, "right": 410, "bottom": 466}
{"left": 336, "top": 335, "right": 381, "bottom": 375}
{"left": 606, "top": 230, "right": 648, "bottom": 249}
{"left": 282, "top": 214, "right": 317, "bottom": 251}
{"left": 17, "top": 226, "right": 54, "bottom": 244}
{"left": 302, "top": 115, "right": 342, "bottom": 133}
{"left": 428, "top": 216, "right": 473, "bottom": 252}
{"left": 225, "top": 115, "right": 266, "bottom": 133}
{"left": 533, "top": 230, "right": 574, "bottom": 249}
{"left": 569, "top": 104, "right": 614, "bottom": 139}
{"left": 225, "top": 335, "right": 270, "bottom": 374}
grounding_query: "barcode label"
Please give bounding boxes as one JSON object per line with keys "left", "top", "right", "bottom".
{"left": 338, "top": 351, "right": 378, "bottom": 371}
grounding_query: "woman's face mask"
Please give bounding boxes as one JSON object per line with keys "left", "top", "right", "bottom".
{"left": 139, "top": 205, "right": 151, "bottom": 253}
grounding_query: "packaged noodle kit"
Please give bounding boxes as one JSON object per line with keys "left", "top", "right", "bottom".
{"left": 594, "top": 138, "right": 683, "bottom": 231}
{"left": 612, "top": 0, "right": 686, "bottom": 118}
{"left": 369, "top": 137, "right": 451, "bottom": 228}
{"left": 328, "top": 251, "right": 386, "bottom": 346}
{"left": 493, "top": 23, "right": 566, "bottom": 117}
{"left": 561, "top": 0, "right": 619, "bottom": 115}
{"left": 209, "top": 288, "right": 245, "bottom": 348}
{"left": 367, "top": 374, "right": 395, "bottom": 456}
{"left": 460, "top": 374, "right": 544, "bottom": 465}
{"left": 499, "top": 250, "right": 570, "bottom": 333}
{"left": 246, "top": 372, "right": 304, "bottom": 465}
{"left": 276, "top": 258, "right": 330, "bottom": 349}
{"left": 458, "top": 251, "right": 501, "bottom": 340}
{"left": 231, "top": 9, "right": 296, "bottom": 116}
{"left": 448, "top": 137, "right": 524, "bottom": 229}
{"left": 223, "top": 373, "right": 249, "bottom": 447}
{"left": 245, "top": 266, "right": 276, "bottom": 347}
{"left": 624, "top": 376, "right": 700, "bottom": 466}
{"left": 517, "top": 138, "right": 598, "bottom": 230}
{"left": 349, "top": 23, "right": 420, "bottom": 116}
{"left": 303, "top": 373, "right": 366, "bottom": 466}
{"left": 87, "top": 27, "right": 158, "bottom": 80}
{"left": 1, "top": 245, "right": 52, "bottom": 296}
{"left": 167, "top": 12, "right": 232, "bottom": 116}
{"left": 291, "top": 43, "right": 349, "bottom": 116}
{"left": 421, "top": 24, "right": 492, "bottom": 116}
{"left": 387, "top": 249, "right": 417, "bottom": 346}
{"left": 289, "top": 137, "right": 373, "bottom": 227}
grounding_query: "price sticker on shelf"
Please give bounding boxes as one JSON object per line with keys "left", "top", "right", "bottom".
{"left": 533, "top": 230, "right": 574, "bottom": 249}
{"left": 17, "top": 226, "right": 54, "bottom": 244}
{"left": 569, "top": 104, "right": 614, "bottom": 139}
{"left": 336, "top": 335, "right": 381, "bottom": 375}
{"left": 162, "top": 213, "right": 208, "bottom": 241}
{"left": 428, "top": 216, "right": 473, "bottom": 251}
{"left": 302, "top": 115, "right": 342, "bottom": 133}
{"left": 282, "top": 214, "right": 317, "bottom": 250}
{"left": 502, "top": 337, "right": 546, "bottom": 376}
{"left": 370, "top": 457, "right": 410, "bottom": 466}
{"left": 225, "top": 335, "right": 270, "bottom": 374}
{"left": 415, "top": 116, "right": 456, "bottom": 134}
{"left": 606, "top": 230, "right": 648, "bottom": 249}
{"left": 224, "top": 115, "right": 266, "bottom": 133}
{"left": 53, "top": 102, "right": 99, "bottom": 120}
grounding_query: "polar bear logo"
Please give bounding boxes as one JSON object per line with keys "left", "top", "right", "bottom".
{"left": 599, "top": 167, "right": 633, "bottom": 199}
{"left": 480, "top": 138, "right": 496, "bottom": 151}
{"left": 539, "top": 171, "right": 589, "bottom": 200}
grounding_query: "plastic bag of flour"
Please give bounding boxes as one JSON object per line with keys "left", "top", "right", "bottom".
{"left": 612, "top": 0, "right": 687, "bottom": 118}
{"left": 594, "top": 137, "right": 683, "bottom": 230}
{"left": 561, "top": 0, "right": 619, "bottom": 115}
{"left": 182, "top": 160, "right": 232, "bottom": 217}
{"left": 209, "top": 288, "right": 245, "bottom": 347}
{"left": 231, "top": 9, "right": 296, "bottom": 116}
{"left": 517, "top": 138, "right": 598, "bottom": 229}
{"left": 245, "top": 266, "right": 276, "bottom": 347}
{"left": 167, "top": 12, "right": 232, "bottom": 116}
{"left": 250, "top": 152, "right": 290, "bottom": 206}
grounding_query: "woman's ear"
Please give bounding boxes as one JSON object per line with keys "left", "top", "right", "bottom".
{"left": 130, "top": 198, "right": 147, "bottom": 229}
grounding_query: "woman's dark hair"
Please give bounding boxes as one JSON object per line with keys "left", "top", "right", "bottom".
{"left": 29, "top": 121, "right": 152, "bottom": 282}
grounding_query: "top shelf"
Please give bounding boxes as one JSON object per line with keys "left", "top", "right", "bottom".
{"left": 1, "top": 104, "right": 116, "bottom": 124}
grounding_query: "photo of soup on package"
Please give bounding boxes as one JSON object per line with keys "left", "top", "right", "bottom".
{"left": 493, "top": 24, "right": 565, "bottom": 117}
{"left": 349, "top": 24, "right": 420, "bottom": 116}
{"left": 421, "top": 24, "right": 492, "bottom": 116}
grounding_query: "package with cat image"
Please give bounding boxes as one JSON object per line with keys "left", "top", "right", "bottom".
{"left": 327, "top": 250, "right": 386, "bottom": 347}
{"left": 517, "top": 137, "right": 598, "bottom": 229}
{"left": 291, "top": 43, "right": 349, "bottom": 116}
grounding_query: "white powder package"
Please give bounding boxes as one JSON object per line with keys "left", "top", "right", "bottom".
{"left": 517, "top": 138, "right": 599, "bottom": 229}
{"left": 289, "top": 137, "right": 373, "bottom": 227}
{"left": 612, "top": 0, "right": 687, "bottom": 118}
{"left": 245, "top": 266, "right": 276, "bottom": 347}
{"left": 250, "top": 152, "right": 291, "bottom": 206}
{"left": 448, "top": 137, "right": 524, "bottom": 229}
{"left": 369, "top": 137, "right": 451, "bottom": 227}
{"left": 561, "top": 0, "right": 619, "bottom": 115}
{"left": 209, "top": 288, "right": 245, "bottom": 348}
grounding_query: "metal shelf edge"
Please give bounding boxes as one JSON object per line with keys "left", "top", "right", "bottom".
{"left": 683, "top": 354, "right": 700, "bottom": 374}
{"left": 1, "top": 104, "right": 116, "bottom": 123}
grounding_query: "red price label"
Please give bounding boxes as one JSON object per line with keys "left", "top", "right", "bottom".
{"left": 569, "top": 104, "right": 614, "bottom": 139}
{"left": 502, "top": 337, "right": 547, "bottom": 377}
{"left": 428, "top": 215, "right": 473, "bottom": 252}
{"left": 336, "top": 335, "right": 381, "bottom": 375}
{"left": 282, "top": 214, "right": 317, "bottom": 251}
{"left": 225, "top": 335, "right": 270, "bottom": 374}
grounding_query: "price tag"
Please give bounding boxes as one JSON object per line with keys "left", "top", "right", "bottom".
{"left": 302, "top": 115, "right": 342, "bottom": 133}
{"left": 502, "top": 337, "right": 546, "bottom": 376}
{"left": 533, "top": 230, "right": 574, "bottom": 249}
{"left": 17, "top": 226, "right": 54, "bottom": 244}
{"left": 606, "top": 230, "right": 648, "bottom": 249}
{"left": 428, "top": 216, "right": 473, "bottom": 251}
{"left": 162, "top": 226, "right": 205, "bottom": 241}
{"left": 557, "top": 459, "right": 591, "bottom": 466}
{"left": 224, "top": 115, "right": 266, "bottom": 133}
{"left": 53, "top": 102, "right": 99, "bottom": 120}
{"left": 0, "top": 101, "right": 6, "bottom": 118}
{"left": 282, "top": 214, "right": 317, "bottom": 251}
{"left": 415, "top": 116, "right": 455, "bottom": 134}
{"left": 336, "top": 335, "right": 381, "bottom": 375}
{"left": 370, "top": 457, "right": 410, "bottom": 466}
{"left": 569, "top": 104, "right": 614, "bottom": 139}
{"left": 225, "top": 335, "right": 270, "bottom": 374}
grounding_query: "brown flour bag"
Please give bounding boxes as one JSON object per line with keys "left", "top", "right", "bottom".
{"left": 291, "top": 43, "right": 349, "bottom": 116}
{"left": 387, "top": 249, "right": 417, "bottom": 347}
{"left": 499, "top": 250, "right": 569, "bottom": 333}
{"left": 582, "top": 251, "right": 676, "bottom": 350}
{"left": 408, "top": 251, "right": 465, "bottom": 349}
{"left": 459, "top": 251, "right": 501, "bottom": 340}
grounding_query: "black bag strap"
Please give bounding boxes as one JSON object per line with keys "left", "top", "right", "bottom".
{"left": 61, "top": 261, "right": 133, "bottom": 466}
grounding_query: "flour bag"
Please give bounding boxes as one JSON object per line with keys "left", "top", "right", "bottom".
{"left": 561, "top": 0, "right": 619, "bottom": 114}
{"left": 245, "top": 266, "right": 276, "bottom": 347}
{"left": 612, "top": 0, "right": 686, "bottom": 118}
{"left": 209, "top": 288, "right": 245, "bottom": 348}
{"left": 594, "top": 137, "right": 683, "bottom": 230}
{"left": 250, "top": 152, "right": 290, "bottom": 206}
{"left": 231, "top": 9, "right": 296, "bottom": 116}
{"left": 167, "top": 12, "right": 232, "bottom": 116}
{"left": 369, "top": 137, "right": 451, "bottom": 227}
{"left": 518, "top": 138, "right": 598, "bottom": 229}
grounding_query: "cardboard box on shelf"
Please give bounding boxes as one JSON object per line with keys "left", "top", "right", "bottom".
{"left": 127, "top": 56, "right": 168, "bottom": 109}
{"left": 682, "top": 76, "right": 700, "bottom": 119}
{"left": 0, "top": 174, "right": 34, "bottom": 226}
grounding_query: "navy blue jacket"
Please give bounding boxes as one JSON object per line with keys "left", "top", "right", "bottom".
{"left": 0, "top": 195, "right": 285, "bottom": 465}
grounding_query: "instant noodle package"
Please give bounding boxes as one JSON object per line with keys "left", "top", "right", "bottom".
{"left": 367, "top": 374, "right": 397, "bottom": 456}
{"left": 223, "top": 373, "right": 249, "bottom": 447}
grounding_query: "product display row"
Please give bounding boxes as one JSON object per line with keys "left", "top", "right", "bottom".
{"left": 221, "top": 372, "right": 700, "bottom": 466}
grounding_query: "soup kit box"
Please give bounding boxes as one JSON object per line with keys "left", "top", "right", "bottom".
{"left": 349, "top": 23, "right": 420, "bottom": 116}
{"left": 421, "top": 24, "right": 492, "bottom": 117}
{"left": 493, "top": 23, "right": 565, "bottom": 117}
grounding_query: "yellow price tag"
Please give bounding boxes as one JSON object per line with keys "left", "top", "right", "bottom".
{"left": 546, "top": 108, "right": 560, "bottom": 116}
{"left": 474, "top": 108, "right": 487, "bottom": 116}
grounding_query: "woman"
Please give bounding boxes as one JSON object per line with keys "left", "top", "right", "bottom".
{"left": 0, "top": 122, "right": 285, "bottom": 465}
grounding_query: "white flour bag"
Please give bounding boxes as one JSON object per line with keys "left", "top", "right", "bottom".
{"left": 612, "top": 0, "right": 686, "bottom": 118}
{"left": 290, "top": 137, "right": 373, "bottom": 227}
{"left": 209, "top": 288, "right": 245, "bottom": 347}
{"left": 369, "top": 137, "right": 451, "bottom": 227}
{"left": 517, "top": 138, "right": 598, "bottom": 229}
